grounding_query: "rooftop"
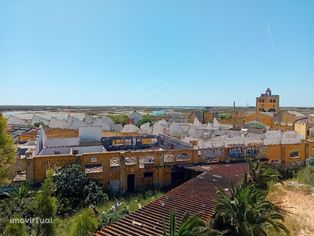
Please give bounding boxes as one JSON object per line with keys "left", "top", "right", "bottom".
{"left": 96, "top": 163, "right": 247, "bottom": 236}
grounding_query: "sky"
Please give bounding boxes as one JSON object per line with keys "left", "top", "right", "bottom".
{"left": 0, "top": 0, "right": 313, "bottom": 107}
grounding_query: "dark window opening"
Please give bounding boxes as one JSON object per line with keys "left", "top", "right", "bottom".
{"left": 127, "top": 174, "right": 135, "bottom": 193}
{"left": 144, "top": 172, "right": 153, "bottom": 178}
{"left": 290, "top": 151, "right": 300, "bottom": 158}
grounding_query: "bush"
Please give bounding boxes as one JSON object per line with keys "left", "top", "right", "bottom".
{"left": 136, "top": 114, "right": 155, "bottom": 127}
{"left": 34, "top": 170, "right": 57, "bottom": 236}
{"left": 71, "top": 209, "right": 99, "bottom": 236}
{"left": 101, "top": 204, "right": 129, "bottom": 228}
{"left": 109, "top": 114, "right": 128, "bottom": 125}
{"left": 271, "top": 163, "right": 303, "bottom": 180}
{"left": 3, "top": 216, "right": 27, "bottom": 236}
{"left": 53, "top": 164, "right": 108, "bottom": 216}
{"left": 296, "top": 166, "right": 314, "bottom": 186}
{"left": 0, "top": 184, "right": 35, "bottom": 234}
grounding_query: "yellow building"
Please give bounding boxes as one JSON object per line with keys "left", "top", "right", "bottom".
{"left": 294, "top": 118, "right": 308, "bottom": 140}
{"left": 245, "top": 112, "right": 273, "bottom": 127}
{"left": 273, "top": 111, "right": 306, "bottom": 131}
{"left": 256, "top": 88, "right": 279, "bottom": 112}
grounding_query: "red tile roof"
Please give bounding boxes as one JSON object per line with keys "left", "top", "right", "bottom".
{"left": 96, "top": 163, "right": 247, "bottom": 236}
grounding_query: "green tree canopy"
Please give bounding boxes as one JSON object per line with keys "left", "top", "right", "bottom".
{"left": 34, "top": 170, "right": 57, "bottom": 236}
{"left": 53, "top": 163, "right": 108, "bottom": 216}
{"left": 136, "top": 114, "right": 155, "bottom": 127}
{"left": 0, "top": 116, "right": 17, "bottom": 186}
{"left": 71, "top": 208, "right": 100, "bottom": 236}
{"left": 109, "top": 114, "right": 129, "bottom": 125}
{"left": 214, "top": 184, "right": 289, "bottom": 236}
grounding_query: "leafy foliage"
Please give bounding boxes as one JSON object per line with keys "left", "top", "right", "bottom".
{"left": 34, "top": 170, "right": 57, "bottom": 236}
{"left": 33, "top": 122, "right": 47, "bottom": 128}
{"left": 53, "top": 164, "right": 108, "bottom": 216}
{"left": 71, "top": 208, "right": 100, "bottom": 236}
{"left": 109, "top": 114, "right": 129, "bottom": 125}
{"left": 136, "top": 114, "right": 155, "bottom": 127}
{"left": 244, "top": 158, "right": 281, "bottom": 191}
{"left": 296, "top": 166, "right": 314, "bottom": 187}
{"left": 3, "top": 215, "right": 27, "bottom": 236}
{"left": 0, "top": 183, "right": 35, "bottom": 234}
{"left": 0, "top": 116, "right": 17, "bottom": 186}
{"left": 12, "top": 182, "right": 31, "bottom": 201}
{"left": 213, "top": 184, "right": 289, "bottom": 236}
{"left": 165, "top": 210, "right": 221, "bottom": 236}
{"left": 101, "top": 203, "right": 129, "bottom": 227}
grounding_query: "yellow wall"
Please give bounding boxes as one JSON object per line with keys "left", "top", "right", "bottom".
{"left": 256, "top": 95, "right": 279, "bottom": 112}
{"left": 307, "top": 141, "right": 314, "bottom": 157}
{"left": 294, "top": 122, "right": 308, "bottom": 140}
{"left": 265, "top": 144, "right": 282, "bottom": 162}
{"left": 28, "top": 142, "right": 309, "bottom": 192}
{"left": 245, "top": 112, "right": 273, "bottom": 127}
{"left": 282, "top": 143, "right": 306, "bottom": 163}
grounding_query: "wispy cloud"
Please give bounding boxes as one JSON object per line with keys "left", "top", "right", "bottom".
{"left": 266, "top": 24, "right": 277, "bottom": 55}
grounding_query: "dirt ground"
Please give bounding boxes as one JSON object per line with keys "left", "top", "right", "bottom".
{"left": 269, "top": 183, "right": 314, "bottom": 236}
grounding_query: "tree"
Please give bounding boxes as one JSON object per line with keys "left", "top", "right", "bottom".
{"left": 109, "top": 114, "right": 129, "bottom": 125}
{"left": 136, "top": 114, "right": 155, "bottom": 127}
{"left": 71, "top": 208, "right": 100, "bottom": 236}
{"left": 12, "top": 182, "right": 31, "bottom": 202}
{"left": 0, "top": 116, "right": 17, "bottom": 186}
{"left": 0, "top": 183, "right": 35, "bottom": 234}
{"left": 34, "top": 170, "right": 57, "bottom": 236}
{"left": 213, "top": 184, "right": 289, "bottom": 236}
{"left": 53, "top": 164, "right": 107, "bottom": 216}
{"left": 244, "top": 158, "right": 281, "bottom": 191}
{"left": 165, "top": 210, "right": 221, "bottom": 236}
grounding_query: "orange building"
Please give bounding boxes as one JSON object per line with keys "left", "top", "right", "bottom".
{"left": 256, "top": 88, "right": 279, "bottom": 112}
{"left": 245, "top": 112, "right": 273, "bottom": 127}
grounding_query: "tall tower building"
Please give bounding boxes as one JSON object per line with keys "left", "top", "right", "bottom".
{"left": 256, "top": 88, "right": 279, "bottom": 112}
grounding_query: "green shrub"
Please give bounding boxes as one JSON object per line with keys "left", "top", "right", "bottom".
{"left": 136, "top": 114, "right": 155, "bottom": 127}
{"left": 297, "top": 166, "right": 314, "bottom": 186}
{"left": 109, "top": 114, "right": 128, "bottom": 125}
{"left": 101, "top": 204, "right": 129, "bottom": 227}
{"left": 34, "top": 170, "right": 57, "bottom": 236}
{"left": 53, "top": 164, "right": 108, "bottom": 216}
{"left": 0, "top": 184, "right": 35, "bottom": 234}
{"left": 71, "top": 209, "right": 99, "bottom": 236}
{"left": 3, "top": 216, "right": 27, "bottom": 236}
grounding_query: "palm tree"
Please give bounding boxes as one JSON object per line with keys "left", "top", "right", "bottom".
{"left": 165, "top": 210, "right": 221, "bottom": 236}
{"left": 13, "top": 182, "right": 31, "bottom": 201}
{"left": 244, "top": 157, "right": 281, "bottom": 191}
{"left": 213, "top": 184, "right": 289, "bottom": 236}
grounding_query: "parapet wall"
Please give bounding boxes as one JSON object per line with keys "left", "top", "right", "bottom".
{"left": 27, "top": 142, "right": 310, "bottom": 194}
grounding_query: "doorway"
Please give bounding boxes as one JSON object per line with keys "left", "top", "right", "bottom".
{"left": 127, "top": 174, "right": 135, "bottom": 193}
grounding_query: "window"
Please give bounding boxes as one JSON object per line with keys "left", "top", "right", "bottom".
{"left": 290, "top": 151, "right": 300, "bottom": 159}
{"left": 144, "top": 172, "right": 153, "bottom": 178}
{"left": 85, "top": 163, "right": 103, "bottom": 174}
{"left": 72, "top": 150, "right": 79, "bottom": 155}
{"left": 110, "top": 157, "right": 120, "bottom": 167}
{"left": 177, "top": 153, "right": 190, "bottom": 161}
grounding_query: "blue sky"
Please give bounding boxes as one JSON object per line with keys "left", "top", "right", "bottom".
{"left": 0, "top": 0, "right": 313, "bottom": 107}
